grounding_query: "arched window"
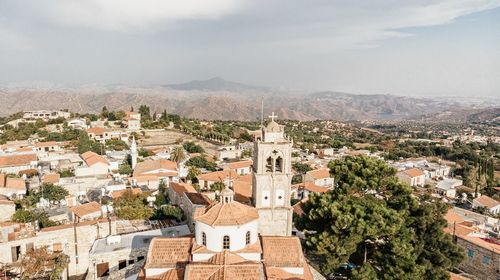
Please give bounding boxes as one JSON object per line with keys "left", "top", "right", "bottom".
{"left": 223, "top": 235, "right": 230, "bottom": 250}
{"left": 246, "top": 231, "right": 251, "bottom": 245}
{"left": 202, "top": 232, "right": 206, "bottom": 246}
{"left": 266, "top": 157, "right": 273, "bottom": 172}
{"left": 275, "top": 156, "right": 283, "bottom": 173}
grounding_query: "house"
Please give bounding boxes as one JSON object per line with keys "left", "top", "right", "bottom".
{"left": 22, "top": 110, "right": 71, "bottom": 120}
{"left": 396, "top": 168, "right": 425, "bottom": 187}
{"left": 224, "top": 160, "right": 253, "bottom": 175}
{"left": 128, "top": 175, "right": 160, "bottom": 190}
{"left": 0, "top": 173, "right": 26, "bottom": 198}
{"left": 123, "top": 112, "right": 141, "bottom": 130}
{"left": 35, "top": 141, "right": 62, "bottom": 153}
{"left": 0, "top": 153, "right": 37, "bottom": 174}
{"left": 75, "top": 151, "right": 110, "bottom": 178}
{"left": 0, "top": 196, "right": 16, "bottom": 222}
{"left": 87, "top": 225, "right": 190, "bottom": 279}
{"left": 70, "top": 202, "right": 103, "bottom": 222}
{"left": 294, "top": 181, "right": 329, "bottom": 200}
{"left": 435, "top": 178, "right": 462, "bottom": 199}
{"left": 111, "top": 188, "right": 142, "bottom": 200}
{"left": 472, "top": 195, "right": 500, "bottom": 215}
{"left": 67, "top": 118, "right": 88, "bottom": 129}
{"left": 444, "top": 209, "right": 500, "bottom": 280}
{"left": 133, "top": 159, "right": 178, "bottom": 183}
{"left": 86, "top": 127, "right": 112, "bottom": 143}
{"left": 167, "top": 182, "right": 196, "bottom": 206}
{"left": 42, "top": 173, "right": 61, "bottom": 185}
{"left": 217, "top": 144, "right": 247, "bottom": 161}
{"left": 197, "top": 170, "right": 239, "bottom": 190}
{"left": 180, "top": 192, "right": 212, "bottom": 231}
{"left": 304, "top": 168, "right": 333, "bottom": 188}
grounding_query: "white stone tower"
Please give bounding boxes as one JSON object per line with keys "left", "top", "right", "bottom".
{"left": 130, "top": 136, "right": 138, "bottom": 169}
{"left": 252, "top": 112, "right": 293, "bottom": 236}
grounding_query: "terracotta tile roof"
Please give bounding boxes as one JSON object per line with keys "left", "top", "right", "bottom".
{"left": 197, "top": 170, "right": 238, "bottom": 183}
{"left": 206, "top": 251, "right": 249, "bottom": 265}
{"left": 35, "top": 141, "right": 58, "bottom": 148}
{"left": 155, "top": 269, "right": 184, "bottom": 280}
{"left": 184, "top": 192, "right": 212, "bottom": 206}
{"left": 86, "top": 127, "right": 108, "bottom": 135}
{"left": 170, "top": 182, "right": 197, "bottom": 195}
{"left": 459, "top": 235, "right": 500, "bottom": 252}
{"left": 443, "top": 209, "right": 465, "bottom": 225}
{"left": 42, "top": 173, "right": 60, "bottom": 184}
{"left": 265, "top": 264, "right": 311, "bottom": 280}
{"left": 70, "top": 201, "right": 102, "bottom": 218}
{"left": 227, "top": 160, "right": 253, "bottom": 170}
{"left": 195, "top": 201, "right": 259, "bottom": 226}
{"left": 306, "top": 168, "right": 330, "bottom": 180}
{"left": 145, "top": 237, "right": 192, "bottom": 269}
{"left": 402, "top": 168, "right": 425, "bottom": 177}
{"left": 473, "top": 195, "right": 500, "bottom": 209}
{"left": 296, "top": 182, "right": 328, "bottom": 193}
{"left": 15, "top": 147, "right": 35, "bottom": 152}
{"left": 261, "top": 236, "right": 305, "bottom": 268}
{"left": 0, "top": 153, "right": 37, "bottom": 168}
{"left": 81, "top": 152, "right": 109, "bottom": 166}
{"left": 292, "top": 199, "right": 308, "bottom": 216}
{"left": 134, "top": 159, "right": 178, "bottom": 177}
{"left": 111, "top": 188, "right": 142, "bottom": 199}
{"left": 234, "top": 238, "right": 263, "bottom": 254}
{"left": 123, "top": 116, "right": 139, "bottom": 121}
{"left": 185, "top": 258, "right": 262, "bottom": 280}
{"left": 193, "top": 207, "right": 207, "bottom": 220}
{"left": 449, "top": 272, "right": 470, "bottom": 280}
{"left": 41, "top": 217, "right": 113, "bottom": 232}
{"left": 0, "top": 174, "right": 26, "bottom": 190}
{"left": 233, "top": 180, "right": 252, "bottom": 204}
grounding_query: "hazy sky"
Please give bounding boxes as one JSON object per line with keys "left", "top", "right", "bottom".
{"left": 0, "top": 0, "right": 499, "bottom": 96}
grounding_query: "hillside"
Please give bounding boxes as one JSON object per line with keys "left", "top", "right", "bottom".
{"left": 0, "top": 78, "right": 476, "bottom": 121}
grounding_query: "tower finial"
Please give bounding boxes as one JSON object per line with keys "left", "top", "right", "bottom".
{"left": 269, "top": 112, "right": 277, "bottom": 122}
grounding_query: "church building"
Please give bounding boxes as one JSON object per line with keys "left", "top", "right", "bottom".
{"left": 139, "top": 114, "right": 314, "bottom": 280}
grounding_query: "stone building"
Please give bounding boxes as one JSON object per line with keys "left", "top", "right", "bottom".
{"left": 252, "top": 113, "right": 293, "bottom": 236}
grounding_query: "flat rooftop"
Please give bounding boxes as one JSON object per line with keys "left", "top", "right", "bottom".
{"left": 89, "top": 224, "right": 190, "bottom": 255}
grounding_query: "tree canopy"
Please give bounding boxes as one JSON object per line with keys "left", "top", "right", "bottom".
{"left": 296, "top": 156, "right": 463, "bottom": 279}
{"left": 113, "top": 189, "right": 153, "bottom": 220}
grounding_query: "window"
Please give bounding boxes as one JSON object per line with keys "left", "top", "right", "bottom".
{"left": 467, "top": 249, "right": 474, "bottom": 258}
{"left": 128, "top": 259, "right": 135, "bottom": 265}
{"left": 275, "top": 157, "right": 283, "bottom": 173}
{"left": 137, "top": 256, "right": 144, "bottom": 261}
{"left": 223, "top": 235, "right": 230, "bottom": 250}
{"left": 246, "top": 231, "right": 251, "bottom": 245}
{"left": 202, "top": 232, "right": 207, "bottom": 246}
{"left": 483, "top": 255, "right": 490, "bottom": 265}
{"left": 266, "top": 157, "right": 273, "bottom": 172}
{"left": 118, "top": 260, "right": 127, "bottom": 270}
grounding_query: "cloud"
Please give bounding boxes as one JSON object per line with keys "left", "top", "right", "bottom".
{"left": 32, "top": 0, "right": 247, "bottom": 31}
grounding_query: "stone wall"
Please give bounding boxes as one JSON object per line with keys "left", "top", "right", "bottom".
{"left": 457, "top": 237, "right": 499, "bottom": 280}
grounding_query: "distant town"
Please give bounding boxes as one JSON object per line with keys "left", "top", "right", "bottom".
{"left": 0, "top": 107, "right": 498, "bottom": 280}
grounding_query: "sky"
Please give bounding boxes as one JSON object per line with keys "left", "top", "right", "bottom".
{"left": 0, "top": 0, "right": 499, "bottom": 97}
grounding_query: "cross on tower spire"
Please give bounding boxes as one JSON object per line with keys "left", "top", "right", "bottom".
{"left": 269, "top": 112, "right": 278, "bottom": 122}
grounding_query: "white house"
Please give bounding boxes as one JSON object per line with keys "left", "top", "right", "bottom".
{"left": 67, "top": 118, "right": 88, "bottom": 129}
{"left": 123, "top": 112, "right": 141, "bottom": 130}
{"left": 304, "top": 168, "right": 334, "bottom": 188}
{"left": 224, "top": 160, "right": 253, "bottom": 175}
{"left": 75, "top": 151, "right": 110, "bottom": 178}
{"left": 396, "top": 168, "right": 425, "bottom": 187}
{"left": 472, "top": 195, "right": 500, "bottom": 215}
{"left": 435, "top": 178, "right": 462, "bottom": 199}
{"left": 23, "top": 110, "right": 71, "bottom": 120}
{"left": 0, "top": 153, "right": 37, "bottom": 174}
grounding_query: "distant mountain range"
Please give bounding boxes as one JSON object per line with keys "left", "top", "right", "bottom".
{"left": 0, "top": 78, "right": 497, "bottom": 122}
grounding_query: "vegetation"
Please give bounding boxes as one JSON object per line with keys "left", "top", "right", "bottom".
{"left": 113, "top": 190, "right": 153, "bottom": 220}
{"left": 185, "top": 155, "right": 217, "bottom": 171}
{"left": 77, "top": 130, "right": 104, "bottom": 155}
{"left": 58, "top": 168, "right": 75, "bottom": 178}
{"left": 20, "top": 246, "right": 69, "bottom": 280}
{"left": 12, "top": 209, "right": 58, "bottom": 229}
{"left": 182, "top": 141, "right": 205, "bottom": 153}
{"left": 296, "top": 156, "right": 464, "bottom": 279}
{"left": 170, "top": 146, "right": 186, "bottom": 166}
{"left": 210, "top": 181, "right": 225, "bottom": 192}
{"left": 21, "top": 183, "right": 69, "bottom": 207}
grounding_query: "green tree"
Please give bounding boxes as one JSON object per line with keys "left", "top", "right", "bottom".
{"left": 210, "top": 181, "right": 225, "bottom": 192}
{"left": 185, "top": 156, "right": 217, "bottom": 171}
{"left": 171, "top": 146, "right": 186, "bottom": 166}
{"left": 119, "top": 164, "right": 133, "bottom": 175}
{"left": 187, "top": 166, "right": 201, "bottom": 183}
{"left": 182, "top": 141, "right": 205, "bottom": 153}
{"left": 113, "top": 190, "right": 153, "bottom": 220}
{"left": 297, "top": 156, "right": 463, "bottom": 279}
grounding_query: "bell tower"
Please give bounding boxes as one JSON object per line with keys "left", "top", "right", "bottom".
{"left": 252, "top": 112, "right": 293, "bottom": 236}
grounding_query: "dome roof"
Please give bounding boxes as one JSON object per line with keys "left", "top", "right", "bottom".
{"left": 195, "top": 201, "right": 259, "bottom": 226}
{"left": 266, "top": 121, "right": 281, "bottom": 132}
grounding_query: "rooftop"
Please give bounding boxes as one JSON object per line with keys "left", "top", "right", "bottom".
{"left": 195, "top": 200, "right": 259, "bottom": 226}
